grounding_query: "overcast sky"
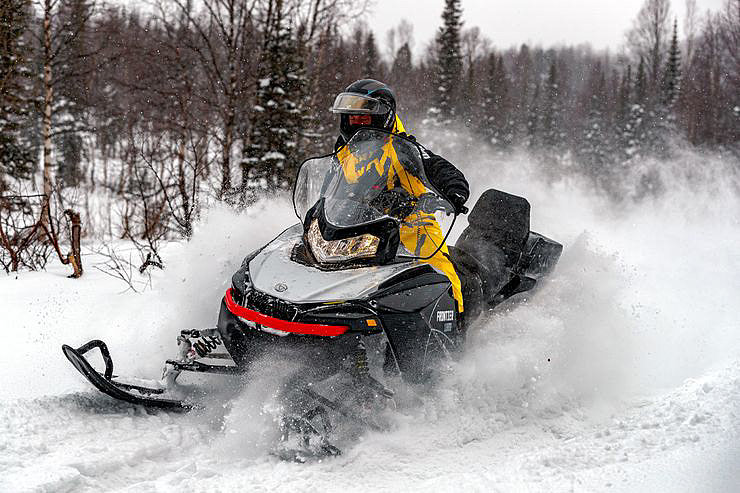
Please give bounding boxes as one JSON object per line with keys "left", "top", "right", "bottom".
{"left": 367, "top": 0, "right": 727, "bottom": 56}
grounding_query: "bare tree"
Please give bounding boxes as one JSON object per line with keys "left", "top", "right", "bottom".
{"left": 683, "top": 0, "right": 698, "bottom": 68}
{"left": 291, "top": 0, "right": 371, "bottom": 46}
{"left": 0, "top": 189, "right": 82, "bottom": 276}
{"left": 169, "top": 0, "right": 258, "bottom": 199}
{"left": 385, "top": 19, "right": 414, "bottom": 61}
{"left": 135, "top": 130, "right": 209, "bottom": 239}
{"left": 627, "top": 0, "right": 672, "bottom": 96}
{"left": 716, "top": 0, "right": 739, "bottom": 144}
{"left": 718, "top": 0, "right": 739, "bottom": 90}
{"left": 0, "top": 194, "right": 50, "bottom": 272}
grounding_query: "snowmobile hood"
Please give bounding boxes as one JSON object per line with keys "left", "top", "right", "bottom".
{"left": 249, "top": 224, "right": 424, "bottom": 303}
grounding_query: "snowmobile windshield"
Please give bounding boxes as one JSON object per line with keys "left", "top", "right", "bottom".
{"left": 293, "top": 128, "right": 455, "bottom": 261}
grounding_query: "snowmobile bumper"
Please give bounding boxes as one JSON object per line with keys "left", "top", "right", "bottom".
{"left": 217, "top": 288, "right": 386, "bottom": 372}
{"left": 223, "top": 288, "right": 351, "bottom": 336}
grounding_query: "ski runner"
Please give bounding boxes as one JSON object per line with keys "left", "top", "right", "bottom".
{"left": 330, "top": 79, "right": 470, "bottom": 313}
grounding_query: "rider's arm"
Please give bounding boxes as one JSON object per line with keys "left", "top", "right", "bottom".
{"left": 420, "top": 147, "right": 469, "bottom": 209}
{"left": 394, "top": 132, "right": 469, "bottom": 212}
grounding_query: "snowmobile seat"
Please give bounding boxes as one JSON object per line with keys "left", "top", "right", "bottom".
{"left": 457, "top": 188, "right": 530, "bottom": 266}
{"left": 452, "top": 189, "right": 532, "bottom": 304}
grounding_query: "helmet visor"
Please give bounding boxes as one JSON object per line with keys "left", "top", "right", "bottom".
{"left": 331, "top": 93, "right": 390, "bottom": 115}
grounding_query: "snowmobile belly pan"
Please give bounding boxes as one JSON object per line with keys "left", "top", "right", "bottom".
{"left": 249, "top": 224, "right": 424, "bottom": 303}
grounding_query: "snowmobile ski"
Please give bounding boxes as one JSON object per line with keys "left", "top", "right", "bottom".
{"left": 62, "top": 340, "right": 192, "bottom": 411}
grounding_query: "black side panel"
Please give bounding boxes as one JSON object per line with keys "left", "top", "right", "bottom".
{"left": 378, "top": 264, "right": 438, "bottom": 290}
{"left": 374, "top": 283, "right": 450, "bottom": 313}
{"left": 381, "top": 289, "right": 461, "bottom": 383}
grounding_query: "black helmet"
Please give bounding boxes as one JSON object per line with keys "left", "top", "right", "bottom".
{"left": 331, "top": 79, "right": 396, "bottom": 141}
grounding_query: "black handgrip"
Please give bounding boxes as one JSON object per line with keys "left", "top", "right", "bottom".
{"left": 75, "top": 339, "right": 114, "bottom": 380}
{"left": 417, "top": 193, "right": 454, "bottom": 214}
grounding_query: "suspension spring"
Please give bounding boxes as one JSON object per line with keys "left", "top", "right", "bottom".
{"left": 192, "top": 335, "right": 222, "bottom": 357}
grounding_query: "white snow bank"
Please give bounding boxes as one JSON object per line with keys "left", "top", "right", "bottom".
{"left": 1, "top": 139, "right": 738, "bottom": 491}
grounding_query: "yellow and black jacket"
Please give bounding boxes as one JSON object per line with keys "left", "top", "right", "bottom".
{"left": 333, "top": 116, "right": 470, "bottom": 311}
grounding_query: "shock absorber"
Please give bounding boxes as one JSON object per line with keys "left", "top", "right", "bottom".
{"left": 353, "top": 340, "right": 370, "bottom": 380}
{"left": 351, "top": 339, "right": 395, "bottom": 400}
{"left": 192, "top": 335, "right": 221, "bottom": 357}
{"left": 180, "top": 329, "right": 222, "bottom": 358}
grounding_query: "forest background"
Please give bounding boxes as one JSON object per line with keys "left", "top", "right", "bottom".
{"left": 0, "top": 0, "right": 737, "bottom": 276}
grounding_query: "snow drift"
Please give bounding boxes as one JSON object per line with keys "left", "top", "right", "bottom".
{"left": 1, "top": 138, "right": 738, "bottom": 491}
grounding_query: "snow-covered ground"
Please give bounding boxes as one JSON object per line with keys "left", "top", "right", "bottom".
{"left": 1, "top": 148, "right": 739, "bottom": 492}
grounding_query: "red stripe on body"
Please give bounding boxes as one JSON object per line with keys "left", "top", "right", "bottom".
{"left": 224, "top": 288, "right": 349, "bottom": 337}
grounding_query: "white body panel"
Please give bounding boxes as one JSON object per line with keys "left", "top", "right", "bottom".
{"left": 249, "top": 224, "right": 422, "bottom": 303}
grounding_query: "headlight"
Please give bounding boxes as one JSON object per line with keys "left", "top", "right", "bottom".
{"left": 307, "top": 220, "right": 379, "bottom": 263}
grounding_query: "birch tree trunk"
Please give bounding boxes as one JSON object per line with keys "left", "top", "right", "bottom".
{"left": 41, "top": 0, "right": 54, "bottom": 234}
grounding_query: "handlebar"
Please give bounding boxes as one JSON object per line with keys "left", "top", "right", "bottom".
{"left": 416, "top": 193, "right": 452, "bottom": 214}
{"left": 416, "top": 193, "right": 467, "bottom": 215}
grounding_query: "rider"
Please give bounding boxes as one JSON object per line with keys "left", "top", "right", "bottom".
{"left": 330, "top": 79, "right": 471, "bottom": 313}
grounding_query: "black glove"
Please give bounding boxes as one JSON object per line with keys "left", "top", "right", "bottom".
{"left": 447, "top": 189, "right": 469, "bottom": 214}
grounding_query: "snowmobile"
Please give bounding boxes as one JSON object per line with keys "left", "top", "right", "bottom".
{"left": 62, "top": 128, "right": 562, "bottom": 459}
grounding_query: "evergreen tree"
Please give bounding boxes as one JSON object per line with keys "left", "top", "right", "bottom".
{"left": 347, "top": 26, "right": 365, "bottom": 80}
{"left": 511, "top": 44, "right": 533, "bottom": 139}
{"left": 389, "top": 42, "right": 412, "bottom": 87}
{"left": 488, "top": 54, "right": 511, "bottom": 146}
{"left": 689, "top": 16, "right": 720, "bottom": 146}
{"left": 480, "top": 54, "right": 497, "bottom": 142}
{"left": 660, "top": 19, "right": 681, "bottom": 109}
{"left": 625, "top": 57, "right": 649, "bottom": 159}
{"left": 389, "top": 42, "right": 413, "bottom": 115}
{"left": 616, "top": 65, "right": 632, "bottom": 126}
{"left": 364, "top": 31, "right": 379, "bottom": 77}
{"left": 480, "top": 52, "right": 516, "bottom": 148}
{"left": 433, "top": 0, "right": 463, "bottom": 121}
{"left": 580, "top": 62, "right": 611, "bottom": 177}
{"left": 242, "top": 8, "right": 307, "bottom": 199}
{"left": 646, "top": 18, "right": 682, "bottom": 157}
{"left": 635, "top": 56, "right": 647, "bottom": 103}
{"left": 0, "top": 0, "right": 35, "bottom": 191}
{"left": 464, "top": 56, "right": 476, "bottom": 118}
{"left": 627, "top": 0, "right": 671, "bottom": 100}
{"left": 541, "top": 60, "right": 561, "bottom": 148}
{"left": 526, "top": 80, "right": 541, "bottom": 146}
